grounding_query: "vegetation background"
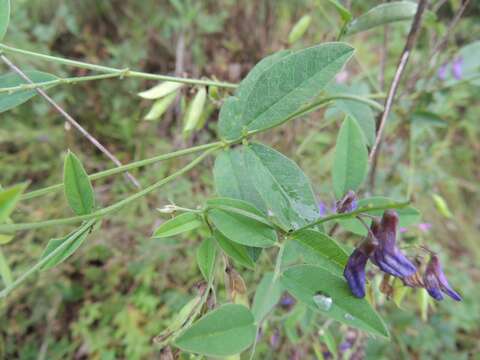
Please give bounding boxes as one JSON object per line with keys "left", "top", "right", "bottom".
{"left": 1, "top": 0, "right": 479, "bottom": 359}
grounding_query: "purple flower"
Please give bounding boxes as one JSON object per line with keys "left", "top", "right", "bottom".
{"left": 452, "top": 57, "right": 463, "bottom": 80}
{"left": 418, "top": 223, "right": 432, "bottom": 233}
{"left": 423, "top": 255, "right": 462, "bottom": 301}
{"left": 370, "top": 211, "right": 417, "bottom": 278}
{"left": 279, "top": 294, "right": 295, "bottom": 307}
{"left": 336, "top": 191, "right": 358, "bottom": 214}
{"left": 318, "top": 201, "right": 328, "bottom": 217}
{"left": 343, "top": 236, "right": 376, "bottom": 298}
{"left": 438, "top": 64, "right": 448, "bottom": 80}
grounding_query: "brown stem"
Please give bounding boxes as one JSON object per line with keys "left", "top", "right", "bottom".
{"left": 368, "top": 0, "right": 428, "bottom": 164}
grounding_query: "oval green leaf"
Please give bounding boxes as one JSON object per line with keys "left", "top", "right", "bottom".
{"left": 174, "top": 304, "right": 256, "bottom": 357}
{"left": 0, "top": 71, "right": 58, "bottom": 113}
{"left": 244, "top": 143, "right": 320, "bottom": 230}
{"left": 40, "top": 225, "right": 92, "bottom": 270}
{"left": 346, "top": 1, "right": 417, "bottom": 35}
{"left": 0, "top": 0, "right": 10, "bottom": 41}
{"left": 291, "top": 229, "right": 349, "bottom": 274}
{"left": 153, "top": 212, "right": 202, "bottom": 238}
{"left": 196, "top": 237, "right": 216, "bottom": 281}
{"left": 214, "top": 230, "right": 255, "bottom": 269}
{"left": 281, "top": 265, "right": 389, "bottom": 338}
{"left": 213, "top": 147, "right": 267, "bottom": 213}
{"left": 251, "top": 272, "right": 284, "bottom": 322}
{"left": 219, "top": 43, "right": 354, "bottom": 140}
{"left": 63, "top": 151, "right": 95, "bottom": 215}
{"left": 0, "top": 182, "right": 28, "bottom": 223}
{"left": 332, "top": 116, "right": 368, "bottom": 199}
{"left": 207, "top": 197, "right": 277, "bottom": 248}
{"left": 327, "top": 83, "right": 377, "bottom": 146}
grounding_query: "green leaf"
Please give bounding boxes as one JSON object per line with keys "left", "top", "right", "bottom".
{"left": 0, "top": 247, "right": 13, "bottom": 287}
{"left": 251, "top": 272, "right": 284, "bottom": 322}
{"left": 214, "top": 230, "right": 255, "bottom": 269}
{"left": 219, "top": 43, "right": 354, "bottom": 140}
{"left": 326, "top": 0, "right": 352, "bottom": 22}
{"left": 291, "top": 229, "right": 348, "bottom": 271}
{"left": 346, "top": 1, "right": 418, "bottom": 35}
{"left": 0, "top": 182, "right": 28, "bottom": 223}
{"left": 138, "top": 81, "right": 183, "bottom": 99}
{"left": 207, "top": 197, "right": 277, "bottom": 248}
{"left": 144, "top": 92, "right": 177, "bottom": 121}
{"left": 0, "top": 71, "right": 58, "bottom": 113}
{"left": 244, "top": 143, "right": 320, "bottom": 230}
{"left": 153, "top": 212, "right": 202, "bottom": 238}
{"left": 327, "top": 83, "right": 377, "bottom": 146}
{"left": 40, "top": 226, "right": 91, "bottom": 270}
{"left": 332, "top": 116, "right": 368, "bottom": 198}
{"left": 288, "top": 15, "right": 312, "bottom": 44}
{"left": 213, "top": 147, "right": 266, "bottom": 213}
{"left": 0, "top": 0, "right": 10, "bottom": 41}
{"left": 281, "top": 265, "right": 389, "bottom": 338}
{"left": 174, "top": 304, "right": 256, "bottom": 357}
{"left": 338, "top": 197, "right": 421, "bottom": 235}
{"left": 183, "top": 87, "right": 207, "bottom": 134}
{"left": 63, "top": 151, "right": 95, "bottom": 215}
{"left": 196, "top": 237, "right": 216, "bottom": 281}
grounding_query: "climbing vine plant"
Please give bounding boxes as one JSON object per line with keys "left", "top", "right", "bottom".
{"left": 0, "top": 1, "right": 465, "bottom": 358}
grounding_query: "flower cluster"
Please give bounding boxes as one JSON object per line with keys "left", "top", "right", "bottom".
{"left": 343, "top": 210, "right": 461, "bottom": 302}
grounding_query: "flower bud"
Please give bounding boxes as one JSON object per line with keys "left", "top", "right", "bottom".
{"left": 423, "top": 255, "right": 462, "bottom": 301}
{"left": 370, "top": 211, "right": 416, "bottom": 278}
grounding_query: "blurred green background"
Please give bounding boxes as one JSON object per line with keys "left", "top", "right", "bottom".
{"left": 1, "top": 0, "right": 479, "bottom": 359}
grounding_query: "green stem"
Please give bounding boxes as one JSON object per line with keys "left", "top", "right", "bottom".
{"left": 0, "top": 219, "right": 96, "bottom": 298}
{"left": 21, "top": 92, "right": 379, "bottom": 202}
{"left": 273, "top": 242, "right": 285, "bottom": 281}
{"left": 0, "top": 43, "right": 237, "bottom": 89}
{"left": 21, "top": 141, "right": 222, "bottom": 201}
{"left": 0, "top": 72, "right": 124, "bottom": 93}
{"left": 2, "top": 147, "right": 220, "bottom": 233}
{"left": 324, "top": 94, "right": 384, "bottom": 111}
{"left": 292, "top": 201, "right": 410, "bottom": 234}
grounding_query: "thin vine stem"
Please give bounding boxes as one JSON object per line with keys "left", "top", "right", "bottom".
{"left": 0, "top": 219, "right": 97, "bottom": 298}
{"left": 292, "top": 201, "right": 410, "bottom": 234}
{"left": 0, "top": 43, "right": 238, "bottom": 89}
{"left": 21, "top": 141, "right": 223, "bottom": 201}
{"left": 0, "top": 72, "right": 124, "bottom": 93}
{"left": 1, "top": 147, "right": 220, "bottom": 233}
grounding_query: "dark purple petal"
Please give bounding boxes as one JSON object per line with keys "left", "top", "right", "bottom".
{"left": 427, "top": 255, "right": 462, "bottom": 301}
{"left": 375, "top": 248, "right": 417, "bottom": 277}
{"left": 423, "top": 270, "right": 444, "bottom": 301}
{"left": 452, "top": 57, "right": 463, "bottom": 80}
{"left": 343, "top": 242, "right": 375, "bottom": 298}
{"left": 371, "top": 211, "right": 416, "bottom": 277}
